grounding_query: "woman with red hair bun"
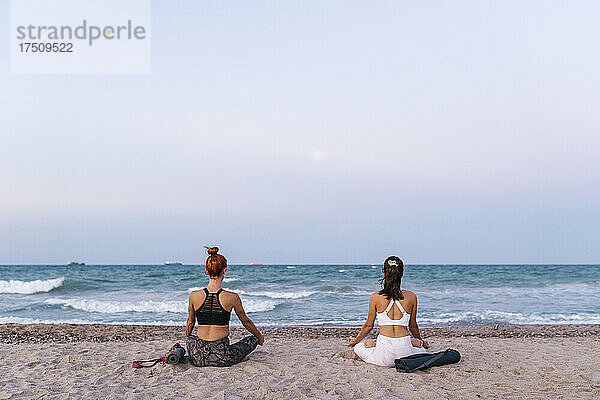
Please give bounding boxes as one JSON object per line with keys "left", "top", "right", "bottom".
{"left": 186, "top": 246, "right": 264, "bottom": 367}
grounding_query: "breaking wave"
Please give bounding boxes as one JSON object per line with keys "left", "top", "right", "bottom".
{"left": 45, "top": 298, "right": 185, "bottom": 313}
{"left": 45, "top": 296, "right": 277, "bottom": 314}
{"left": 0, "top": 277, "right": 65, "bottom": 295}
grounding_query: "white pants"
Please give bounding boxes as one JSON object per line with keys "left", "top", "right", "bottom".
{"left": 353, "top": 335, "right": 427, "bottom": 367}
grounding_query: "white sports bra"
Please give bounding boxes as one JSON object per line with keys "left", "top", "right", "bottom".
{"left": 376, "top": 298, "right": 411, "bottom": 326}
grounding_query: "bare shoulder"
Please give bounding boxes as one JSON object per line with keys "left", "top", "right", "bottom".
{"left": 370, "top": 291, "right": 384, "bottom": 301}
{"left": 221, "top": 288, "right": 238, "bottom": 297}
{"left": 370, "top": 291, "right": 386, "bottom": 309}
{"left": 220, "top": 290, "right": 240, "bottom": 303}
{"left": 188, "top": 290, "right": 205, "bottom": 307}
{"left": 401, "top": 290, "right": 417, "bottom": 310}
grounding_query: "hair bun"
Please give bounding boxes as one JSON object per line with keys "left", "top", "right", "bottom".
{"left": 205, "top": 246, "right": 219, "bottom": 256}
{"left": 385, "top": 256, "right": 402, "bottom": 268}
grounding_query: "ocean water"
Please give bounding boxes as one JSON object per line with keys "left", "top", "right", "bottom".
{"left": 1, "top": 264, "right": 599, "bottom": 327}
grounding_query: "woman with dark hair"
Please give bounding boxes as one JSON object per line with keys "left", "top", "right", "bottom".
{"left": 347, "top": 256, "right": 430, "bottom": 367}
{"left": 186, "top": 246, "right": 264, "bottom": 367}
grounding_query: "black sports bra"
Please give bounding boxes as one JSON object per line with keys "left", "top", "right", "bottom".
{"left": 195, "top": 288, "right": 231, "bottom": 326}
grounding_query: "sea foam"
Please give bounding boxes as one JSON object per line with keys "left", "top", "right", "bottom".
{"left": 0, "top": 277, "right": 65, "bottom": 294}
{"left": 46, "top": 296, "right": 277, "bottom": 314}
{"left": 0, "top": 316, "right": 186, "bottom": 326}
{"left": 185, "top": 287, "right": 310, "bottom": 300}
{"left": 419, "top": 310, "right": 600, "bottom": 325}
{"left": 240, "top": 298, "right": 278, "bottom": 313}
{"left": 237, "top": 289, "right": 316, "bottom": 299}
{"left": 45, "top": 298, "right": 185, "bottom": 313}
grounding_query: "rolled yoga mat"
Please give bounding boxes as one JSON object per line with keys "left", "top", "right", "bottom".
{"left": 166, "top": 347, "right": 185, "bottom": 364}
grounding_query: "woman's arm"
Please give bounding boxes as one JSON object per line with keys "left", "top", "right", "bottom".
{"left": 408, "top": 293, "right": 428, "bottom": 346}
{"left": 347, "top": 294, "right": 377, "bottom": 347}
{"left": 185, "top": 295, "right": 196, "bottom": 337}
{"left": 232, "top": 294, "right": 264, "bottom": 344}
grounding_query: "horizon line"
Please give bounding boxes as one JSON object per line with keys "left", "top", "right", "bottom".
{"left": 1, "top": 263, "right": 598, "bottom": 266}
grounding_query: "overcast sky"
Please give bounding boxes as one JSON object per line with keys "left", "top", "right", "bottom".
{"left": 1, "top": 0, "right": 599, "bottom": 264}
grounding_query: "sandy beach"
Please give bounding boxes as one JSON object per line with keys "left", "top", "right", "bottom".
{"left": 0, "top": 324, "right": 598, "bottom": 399}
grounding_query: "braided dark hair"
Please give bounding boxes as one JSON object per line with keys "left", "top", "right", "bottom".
{"left": 378, "top": 256, "right": 404, "bottom": 300}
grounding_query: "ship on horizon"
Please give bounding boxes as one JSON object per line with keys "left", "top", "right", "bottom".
{"left": 67, "top": 261, "right": 85, "bottom": 266}
{"left": 164, "top": 261, "right": 183, "bottom": 266}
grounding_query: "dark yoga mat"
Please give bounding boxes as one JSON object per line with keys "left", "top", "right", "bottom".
{"left": 395, "top": 348, "right": 461, "bottom": 372}
{"left": 166, "top": 347, "right": 185, "bottom": 364}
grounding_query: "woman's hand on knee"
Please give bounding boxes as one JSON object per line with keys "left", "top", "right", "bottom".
{"left": 364, "top": 339, "right": 375, "bottom": 348}
{"left": 412, "top": 338, "right": 430, "bottom": 348}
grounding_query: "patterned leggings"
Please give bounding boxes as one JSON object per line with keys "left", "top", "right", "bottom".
{"left": 186, "top": 335, "right": 259, "bottom": 367}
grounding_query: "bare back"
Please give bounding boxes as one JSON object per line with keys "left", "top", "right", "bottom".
{"left": 189, "top": 289, "right": 237, "bottom": 340}
{"left": 373, "top": 289, "right": 416, "bottom": 338}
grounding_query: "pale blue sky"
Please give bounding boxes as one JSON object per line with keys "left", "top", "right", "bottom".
{"left": 1, "top": 1, "right": 599, "bottom": 264}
